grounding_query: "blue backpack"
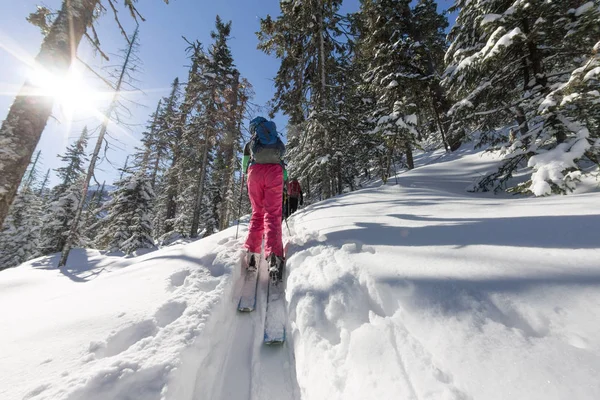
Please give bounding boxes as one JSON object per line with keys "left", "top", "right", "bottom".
{"left": 249, "top": 117, "right": 284, "bottom": 164}
{"left": 251, "top": 117, "right": 278, "bottom": 146}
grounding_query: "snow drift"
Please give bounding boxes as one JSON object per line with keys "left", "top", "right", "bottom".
{"left": 1, "top": 147, "right": 600, "bottom": 400}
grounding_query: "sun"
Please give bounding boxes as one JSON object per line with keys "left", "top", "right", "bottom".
{"left": 28, "top": 65, "right": 103, "bottom": 118}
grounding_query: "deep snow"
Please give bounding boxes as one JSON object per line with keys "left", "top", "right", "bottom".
{"left": 1, "top": 147, "right": 600, "bottom": 400}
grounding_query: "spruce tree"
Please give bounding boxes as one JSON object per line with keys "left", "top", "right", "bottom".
{"left": 206, "top": 17, "right": 240, "bottom": 232}
{"left": 83, "top": 181, "right": 107, "bottom": 244}
{"left": 151, "top": 79, "right": 181, "bottom": 241}
{"left": 39, "top": 178, "right": 84, "bottom": 255}
{"left": 353, "top": 0, "right": 449, "bottom": 183}
{"left": 54, "top": 127, "right": 89, "bottom": 194}
{"left": 444, "top": 0, "right": 600, "bottom": 194}
{"left": 96, "top": 169, "right": 155, "bottom": 255}
{"left": 257, "top": 0, "right": 345, "bottom": 199}
{"left": 38, "top": 129, "right": 88, "bottom": 255}
{"left": 191, "top": 17, "right": 240, "bottom": 237}
{"left": 0, "top": 188, "right": 43, "bottom": 269}
{"left": 0, "top": 174, "right": 43, "bottom": 269}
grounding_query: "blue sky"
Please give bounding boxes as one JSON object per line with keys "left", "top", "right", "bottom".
{"left": 0, "top": 0, "right": 456, "bottom": 186}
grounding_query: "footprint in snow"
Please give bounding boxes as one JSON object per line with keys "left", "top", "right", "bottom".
{"left": 23, "top": 383, "right": 51, "bottom": 400}
{"left": 567, "top": 333, "right": 589, "bottom": 349}
{"left": 155, "top": 300, "right": 187, "bottom": 328}
{"left": 169, "top": 269, "right": 191, "bottom": 289}
{"left": 341, "top": 242, "right": 376, "bottom": 254}
{"left": 218, "top": 237, "right": 238, "bottom": 246}
{"left": 90, "top": 319, "right": 158, "bottom": 358}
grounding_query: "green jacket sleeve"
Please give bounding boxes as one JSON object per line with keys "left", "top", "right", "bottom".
{"left": 283, "top": 168, "right": 288, "bottom": 182}
{"left": 242, "top": 142, "right": 251, "bottom": 174}
{"left": 242, "top": 155, "right": 250, "bottom": 174}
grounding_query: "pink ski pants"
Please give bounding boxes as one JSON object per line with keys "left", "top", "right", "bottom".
{"left": 244, "top": 163, "right": 284, "bottom": 258}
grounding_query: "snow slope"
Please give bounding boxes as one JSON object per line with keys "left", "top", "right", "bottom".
{"left": 1, "top": 148, "right": 600, "bottom": 400}
{"left": 285, "top": 150, "right": 600, "bottom": 400}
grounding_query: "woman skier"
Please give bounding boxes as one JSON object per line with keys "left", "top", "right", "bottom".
{"left": 242, "top": 116, "right": 286, "bottom": 282}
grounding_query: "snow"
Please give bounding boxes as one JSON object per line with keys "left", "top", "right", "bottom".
{"left": 527, "top": 116, "right": 591, "bottom": 196}
{"left": 450, "top": 25, "right": 524, "bottom": 76}
{"left": 560, "top": 93, "right": 581, "bottom": 105}
{"left": 583, "top": 67, "right": 600, "bottom": 82}
{"left": 574, "top": 2, "right": 595, "bottom": 17}
{"left": 2, "top": 148, "right": 600, "bottom": 400}
{"left": 483, "top": 28, "right": 523, "bottom": 60}
{"left": 480, "top": 14, "right": 502, "bottom": 26}
{"left": 538, "top": 95, "right": 557, "bottom": 112}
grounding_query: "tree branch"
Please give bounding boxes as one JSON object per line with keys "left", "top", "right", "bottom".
{"left": 107, "top": 0, "right": 132, "bottom": 45}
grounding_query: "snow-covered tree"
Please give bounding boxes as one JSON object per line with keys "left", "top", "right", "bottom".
{"left": 444, "top": 0, "right": 600, "bottom": 194}
{"left": 0, "top": 187, "right": 43, "bottom": 269}
{"left": 188, "top": 17, "right": 249, "bottom": 237}
{"left": 54, "top": 127, "right": 89, "bottom": 194}
{"left": 0, "top": 0, "right": 169, "bottom": 229}
{"left": 151, "top": 79, "right": 181, "bottom": 240}
{"left": 96, "top": 170, "right": 155, "bottom": 254}
{"left": 39, "top": 178, "right": 84, "bottom": 255}
{"left": 60, "top": 27, "right": 143, "bottom": 266}
{"left": 204, "top": 17, "right": 241, "bottom": 233}
{"left": 38, "top": 129, "right": 89, "bottom": 255}
{"left": 257, "top": 0, "right": 346, "bottom": 199}
{"left": 82, "top": 181, "right": 107, "bottom": 244}
{"left": 353, "top": 0, "right": 450, "bottom": 183}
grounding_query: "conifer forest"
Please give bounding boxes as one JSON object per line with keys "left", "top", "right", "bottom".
{"left": 1, "top": 0, "right": 599, "bottom": 269}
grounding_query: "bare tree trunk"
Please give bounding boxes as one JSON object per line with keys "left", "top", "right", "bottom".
{"left": 149, "top": 100, "right": 162, "bottom": 189}
{"left": 0, "top": 0, "right": 99, "bottom": 228}
{"left": 317, "top": 2, "right": 332, "bottom": 200}
{"left": 23, "top": 150, "right": 42, "bottom": 190}
{"left": 219, "top": 73, "right": 239, "bottom": 230}
{"left": 431, "top": 99, "right": 449, "bottom": 152}
{"left": 405, "top": 141, "right": 414, "bottom": 170}
{"left": 59, "top": 27, "right": 138, "bottom": 267}
{"left": 164, "top": 155, "right": 179, "bottom": 233}
{"left": 39, "top": 169, "right": 51, "bottom": 196}
{"left": 190, "top": 134, "right": 212, "bottom": 238}
{"left": 190, "top": 79, "right": 218, "bottom": 237}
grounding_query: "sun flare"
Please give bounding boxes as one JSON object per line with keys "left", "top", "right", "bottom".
{"left": 28, "top": 66, "right": 102, "bottom": 117}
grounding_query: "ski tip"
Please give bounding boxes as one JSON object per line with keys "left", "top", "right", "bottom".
{"left": 263, "top": 328, "right": 286, "bottom": 345}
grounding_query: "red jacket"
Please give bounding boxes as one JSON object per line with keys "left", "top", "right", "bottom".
{"left": 288, "top": 180, "right": 302, "bottom": 198}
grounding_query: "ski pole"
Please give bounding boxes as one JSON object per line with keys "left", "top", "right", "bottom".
{"left": 235, "top": 173, "right": 246, "bottom": 240}
{"left": 284, "top": 215, "right": 290, "bottom": 235}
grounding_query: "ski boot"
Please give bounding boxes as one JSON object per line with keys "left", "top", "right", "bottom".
{"left": 267, "top": 253, "right": 284, "bottom": 284}
{"left": 246, "top": 252, "right": 259, "bottom": 273}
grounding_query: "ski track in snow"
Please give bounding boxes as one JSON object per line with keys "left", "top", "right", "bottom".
{"left": 277, "top": 148, "right": 600, "bottom": 400}
{"left": 284, "top": 225, "right": 470, "bottom": 400}
{"left": 173, "top": 256, "right": 301, "bottom": 400}
{"left": 4, "top": 146, "right": 600, "bottom": 400}
{"left": 4, "top": 230, "right": 302, "bottom": 400}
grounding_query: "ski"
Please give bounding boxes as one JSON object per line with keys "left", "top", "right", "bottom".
{"left": 263, "top": 243, "right": 289, "bottom": 344}
{"left": 237, "top": 255, "right": 260, "bottom": 312}
{"left": 264, "top": 279, "right": 286, "bottom": 344}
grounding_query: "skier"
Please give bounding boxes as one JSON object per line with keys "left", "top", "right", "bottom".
{"left": 242, "top": 116, "right": 286, "bottom": 281}
{"left": 287, "top": 177, "right": 303, "bottom": 215}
